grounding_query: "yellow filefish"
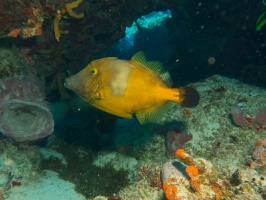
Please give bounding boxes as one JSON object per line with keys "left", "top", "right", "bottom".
{"left": 64, "top": 52, "right": 200, "bottom": 124}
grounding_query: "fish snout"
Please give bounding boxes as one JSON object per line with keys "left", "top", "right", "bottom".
{"left": 64, "top": 76, "right": 78, "bottom": 91}
{"left": 63, "top": 74, "right": 85, "bottom": 97}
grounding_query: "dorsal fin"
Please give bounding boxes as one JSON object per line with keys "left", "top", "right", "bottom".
{"left": 131, "top": 51, "right": 172, "bottom": 87}
{"left": 131, "top": 51, "right": 147, "bottom": 65}
{"left": 135, "top": 102, "right": 173, "bottom": 124}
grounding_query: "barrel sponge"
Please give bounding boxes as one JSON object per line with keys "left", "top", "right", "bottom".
{"left": 0, "top": 75, "right": 54, "bottom": 142}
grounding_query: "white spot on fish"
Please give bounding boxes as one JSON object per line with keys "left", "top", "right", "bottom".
{"left": 107, "top": 59, "right": 134, "bottom": 96}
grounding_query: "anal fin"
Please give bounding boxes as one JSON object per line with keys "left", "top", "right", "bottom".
{"left": 135, "top": 101, "right": 173, "bottom": 124}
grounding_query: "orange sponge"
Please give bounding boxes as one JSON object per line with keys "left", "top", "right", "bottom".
{"left": 163, "top": 178, "right": 179, "bottom": 200}
{"left": 175, "top": 149, "right": 195, "bottom": 166}
{"left": 186, "top": 166, "right": 200, "bottom": 191}
{"left": 175, "top": 149, "right": 187, "bottom": 159}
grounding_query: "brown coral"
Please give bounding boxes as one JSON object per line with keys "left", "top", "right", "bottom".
{"left": 46, "top": 71, "right": 71, "bottom": 100}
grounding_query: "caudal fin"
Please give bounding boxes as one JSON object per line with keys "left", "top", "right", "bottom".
{"left": 175, "top": 86, "right": 200, "bottom": 107}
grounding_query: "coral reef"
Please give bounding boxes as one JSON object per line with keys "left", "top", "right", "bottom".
{"left": 161, "top": 149, "right": 223, "bottom": 200}
{"left": 0, "top": 75, "right": 54, "bottom": 142}
{"left": 161, "top": 147, "right": 266, "bottom": 199}
{"left": 137, "top": 163, "right": 162, "bottom": 189}
{"left": 248, "top": 139, "right": 266, "bottom": 169}
{"left": 0, "top": 75, "right": 265, "bottom": 199}
{"left": 34, "top": 75, "right": 266, "bottom": 199}
{"left": 117, "top": 179, "right": 164, "bottom": 199}
{"left": 158, "top": 75, "right": 266, "bottom": 199}
{"left": 92, "top": 151, "right": 139, "bottom": 182}
{"left": 0, "top": 0, "right": 43, "bottom": 38}
{"left": 0, "top": 47, "right": 36, "bottom": 78}
{"left": 228, "top": 168, "right": 266, "bottom": 199}
{"left": 0, "top": 139, "right": 41, "bottom": 198}
{"left": 0, "top": 1, "right": 264, "bottom": 198}
{"left": 230, "top": 106, "right": 266, "bottom": 130}
{"left": 7, "top": 170, "right": 86, "bottom": 200}
{"left": 1, "top": 0, "right": 181, "bottom": 84}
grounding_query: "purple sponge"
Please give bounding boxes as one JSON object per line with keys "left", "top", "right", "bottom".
{"left": 255, "top": 108, "right": 266, "bottom": 125}
{"left": 231, "top": 107, "right": 246, "bottom": 127}
{"left": 166, "top": 125, "right": 192, "bottom": 156}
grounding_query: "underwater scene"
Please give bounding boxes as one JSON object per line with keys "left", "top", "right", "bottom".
{"left": 0, "top": 0, "right": 266, "bottom": 199}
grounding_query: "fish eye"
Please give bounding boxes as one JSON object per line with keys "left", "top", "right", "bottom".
{"left": 90, "top": 69, "right": 97, "bottom": 75}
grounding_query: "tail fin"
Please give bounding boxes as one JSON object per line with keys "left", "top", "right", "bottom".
{"left": 174, "top": 87, "right": 200, "bottom": 107}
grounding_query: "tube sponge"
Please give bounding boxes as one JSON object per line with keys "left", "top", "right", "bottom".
{"left": 0, "top": 75, "right": 54, "bottom": 142}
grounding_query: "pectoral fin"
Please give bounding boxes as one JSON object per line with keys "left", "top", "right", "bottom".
{"left": 88, "top": 84, "right": 105, "bottom": 101}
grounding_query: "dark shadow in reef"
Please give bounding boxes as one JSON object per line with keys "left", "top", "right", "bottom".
{"left": 54, "top": 106, "right": 117, "bottom": 151}
{"left": 39, "top": 138, "right": 129, "bottom": 198}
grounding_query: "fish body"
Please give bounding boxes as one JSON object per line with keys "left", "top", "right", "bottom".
{"left": 65, "top": 52, "right": 199, "bottom": 124}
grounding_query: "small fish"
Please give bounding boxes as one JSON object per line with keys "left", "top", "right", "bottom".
{"left": 65, "top": 52, "right": 200, "bottom": 124}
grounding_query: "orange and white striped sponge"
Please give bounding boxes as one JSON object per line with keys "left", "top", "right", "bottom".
{"left": 175, "top": 148, "right": 195, "bottom": 166}
{"left": 163, "top": 178, "right": 179, "bottom": 200}
{"left": 176, "top": 149, "right": 200, "bottom": 192}
{"left": 186, "top": 165, "right": 200, "bottom": 191}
